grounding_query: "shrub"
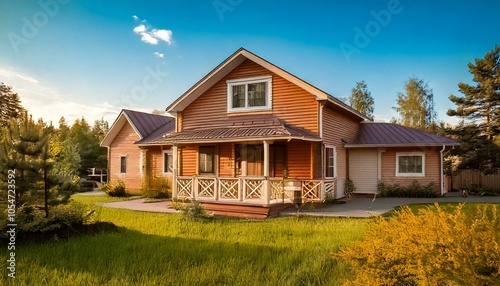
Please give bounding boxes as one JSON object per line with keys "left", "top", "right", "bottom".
{"left": 143, "top": 176, "right": 171, "bottom": 199}
{"left": 0, "top": 202, "right": 96, "bottom": 243}
{"left": 172, "top": 199, "right": 212, "bottom": 220}
{"left": 338, "top": 203, "right": 500, "bottom": 285}
{"left": 100, "top": 180, "right": 127, "bottom": 197}
{"left": 378, "top": 180, "right": 439, "bottom": 198}
{"left": 344, "top": 179, "right": 356, "bottom": 198}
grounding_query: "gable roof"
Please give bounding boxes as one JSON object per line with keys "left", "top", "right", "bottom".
{"left": 166, "top": 48, "right": 368, "bottom": 120}
{"left": 144, "top": 114, "right": 321, "bottom": 145}
{"left": 100, "top": 109, "right": 174, "bottom": 147}
{"left": 345, "top": 122, "right": 459, "bottom": 148}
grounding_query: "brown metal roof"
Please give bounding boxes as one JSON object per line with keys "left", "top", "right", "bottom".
{"left": 146, "top": 114, "right": 321, "bottom": 144}
{"left": 123, "top": 109, "right": 174, "bottom": 139}
{"left": 346, "top": 122, "right": 459, "bottom": 147}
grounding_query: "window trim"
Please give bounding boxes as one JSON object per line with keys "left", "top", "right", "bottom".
{"left": 162, "top": 150, "right": 173, "bottom": 174}
{"left": 324, "top": 145, "right": 337, "bottom": 179}
{"left": 227, "top": 76, "right": 272, "bottom": 113}
{"left": 119, "top": 156, "right": 127, "bottom": 174}
{"left": 395, "top": 152, "right": 425, "bottom": 177}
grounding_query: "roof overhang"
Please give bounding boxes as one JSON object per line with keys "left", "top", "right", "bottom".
{"left": 164, "top": 136, "right": 323, "bottom": 145}
{"left": 344, "top": 143, "right": 460, "bottom": 148}
{"left": 100, "top": 110, "right": 142, "bottom": 147}
{"left": 166, "top": 48, "right": 368, "bottom": 120}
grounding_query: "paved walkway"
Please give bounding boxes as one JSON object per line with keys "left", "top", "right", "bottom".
{"left": 101, "top": 198, "right": 179, "bottom": 213}
{"left": 89, "top": 191, "right": 500, "bottom": 218}
{"left": 281, "top": 193, "right": 500, "bottom": 218}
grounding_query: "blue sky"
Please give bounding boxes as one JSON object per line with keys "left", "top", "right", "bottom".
{"left": 1, "top": 0, "right": 499, "bottom": 125}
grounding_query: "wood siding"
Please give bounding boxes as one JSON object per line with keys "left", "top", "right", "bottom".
{"left": 349, "top": 149, "right": 378, "bottom": 193}
{"left": 219, "top": 143, "right": 235, "bottom": 177}
{"left": 287, "top": 140, "right": 312, "bottom": 179}
{"left": 322, "top": 106, "right": 361, "bottom": 181}
{"left": 180, "top": 145, "right": 198, "bottom": 175}
{"left": 109, "top": 122, "right": 142, "bottom": 191}
{"left": 181, "top": 59, "right": 319, "bottom": 134}
{"left": 147, "top": 146, "right": 172, "bottom": 179}
{"left": 381, "top": 148, "right": 441, "bottom": 187}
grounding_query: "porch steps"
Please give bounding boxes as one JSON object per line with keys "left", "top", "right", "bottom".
{"left": 202, "top": 202, "right": 293, "bottom": 219}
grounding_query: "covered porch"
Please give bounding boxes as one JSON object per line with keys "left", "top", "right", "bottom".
{"left": 165, "top": 115, "right": 337, "bottom": 214}
{"left": 174, "top": 175, "right": 336, "bottom": 206}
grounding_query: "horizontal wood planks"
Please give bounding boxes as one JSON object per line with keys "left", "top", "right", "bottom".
{"left": 287, "top": 140, "right": 312, "bottom": 179}
{"left": 181, "top": 59, "right": 318, "bottom": 134}
{"left": 109, "top": 122, "right": 142, "bottom": 191}
{"left": 322, "top": 106, "right": 361, "bottom": 181}
{"left": 381, "top": 148, "right": 441, "bottom": 187}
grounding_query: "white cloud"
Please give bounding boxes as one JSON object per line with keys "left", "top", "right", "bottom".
{"left": 133, "top": 24, "right": 146, "bottom": 33}
{"left": 0, "top": 67, "right": 39, "bottom": 84}
{"left": 139, "top": 32, "right": 159, "bottom": 45}
{"left": 152, "top": 29, "right": 173, "bottom": 45}
{"left": 0, "top": 66, "right": 125, "bottom": 125}
{"left": 154, "top": 52, "right": 164, "bottom": 58}
{"left": 132, "top": 16, "right": 173, "bottom": 46}
{"left": 132, "top": 15, "right": 138, "bottom": 20}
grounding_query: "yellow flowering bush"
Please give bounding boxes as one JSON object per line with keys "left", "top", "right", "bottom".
{"left": 338, "top": 203, "right": 499, "bottom": 285}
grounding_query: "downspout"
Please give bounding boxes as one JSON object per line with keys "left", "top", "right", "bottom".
{"left": 440, "top": 144, "right": 446, "bottom": 196}
{"left": 106, "top": 146, "right": 110, "bottom": 183}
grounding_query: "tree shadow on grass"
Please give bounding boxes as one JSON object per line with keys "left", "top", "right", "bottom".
{"left": 10, "top": 226, "right": 297, "bottom": 286}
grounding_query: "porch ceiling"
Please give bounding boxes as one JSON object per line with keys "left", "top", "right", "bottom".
{"left": 147, "top": 115, "right": 321, "bottom": 144}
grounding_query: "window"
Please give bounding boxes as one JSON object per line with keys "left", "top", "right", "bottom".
{"left": 120, "top": 156, "right": 127, "bottom": 173}
{"left": 199, "top": 146, "right": 215, "bottom": 174}
{"left": 163, "top": 150, "right": 173, "bottom": 173}
{"left": 227, "top": 76, "right": 272, "bottom": 112}
{"left": 325, "top": 146, "right": 336, "bottom": 178}
{"left": 396, "top": 153, "right": 425, "bottom": 176}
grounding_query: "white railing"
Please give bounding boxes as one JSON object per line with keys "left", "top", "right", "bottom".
{"left": 176, "top": 176, "right": 194, "bottom": 198}
{"left": 196, "top": 177, "right": 216, "bottom": 199}
{"left": 175, "top": 176, "right": 335, "bottom": 204}
{"left": 301, "top": 180, "right": 323, "bottom": 201}
{"left": 219, "top": 178, "right": 239, "bottom": 200}
{"left": 243, "top": 177, "right": 264, "bottom": 200}
{"left": 324, "top": 180, "right": 336, "bottom": 200}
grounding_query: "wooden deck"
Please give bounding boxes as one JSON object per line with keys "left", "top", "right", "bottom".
{"left": 201, "top": 201, "right": 293, "bottom": 219}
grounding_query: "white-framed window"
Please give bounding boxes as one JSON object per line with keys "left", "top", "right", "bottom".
{"left": 163, "top": 150, "right": 173, "bottom": 174}
{"left": 325, "top": 145, "right": 337, "bottom": 178}
{"left": 120, "top": 156, "right": 127, "bottom": 174}
{"left": 227, "top": 76, "right": 272, "bottom": 112}
{"left": 396, "top": 152, "right": 425, "bottom": 177}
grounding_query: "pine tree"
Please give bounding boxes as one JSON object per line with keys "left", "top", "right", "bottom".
{"left": 0, "top": 82, "right": 24, "bottom": 126}
{"left": 349, "top": 80, "right": 374, "bottom": 120}
{"left": 0, "top": 112, "right": 47, "bottom": 205}
{"left": 392, "top": 77, "right": 437, "bottom": 131}
{"left": 447, "top": 46, "right": 500, "bottom": 142}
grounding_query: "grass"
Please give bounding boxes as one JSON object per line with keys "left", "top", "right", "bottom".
{"left": 1, "top": 194, "right": 371, "bottom": 286}
{"left": 390, "top": 202, "right": 500, "bottom": 217}
{"left": 2, "top": 194, "right": 497, "bottom": 286}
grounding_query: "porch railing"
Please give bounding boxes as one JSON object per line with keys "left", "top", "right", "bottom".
{"left": 175, "top": 176, "right": 336, "bottom": 205}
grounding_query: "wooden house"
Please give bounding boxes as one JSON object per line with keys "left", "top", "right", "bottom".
{"left": 102, "top": 48, "right": 458, "bottom": 217}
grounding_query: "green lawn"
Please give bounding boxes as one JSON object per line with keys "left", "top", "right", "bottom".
{"left": 1, "top": 195, "right": 371, "bottom": 286}
{"left": 3, "top": 195, "right": 496, "bottom": 286}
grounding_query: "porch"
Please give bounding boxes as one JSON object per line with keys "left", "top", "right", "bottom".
{"left": 174, "top": 175, "right": 336, "bottom": 206}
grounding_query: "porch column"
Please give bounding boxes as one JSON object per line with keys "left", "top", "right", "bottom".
{"left": 172, "top": 145, "right": 178, "bottom": 198}
{"left": 263, "top": 141, "right": 271, "bottom": 177}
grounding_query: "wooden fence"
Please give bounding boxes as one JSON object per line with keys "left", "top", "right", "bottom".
{"left": 446, "top": 169, "right": 500, "bottom": 191}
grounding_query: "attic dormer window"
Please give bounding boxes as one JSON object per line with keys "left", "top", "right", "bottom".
{"left": 227, "top": 76, "right": 272, "bottom": 112}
